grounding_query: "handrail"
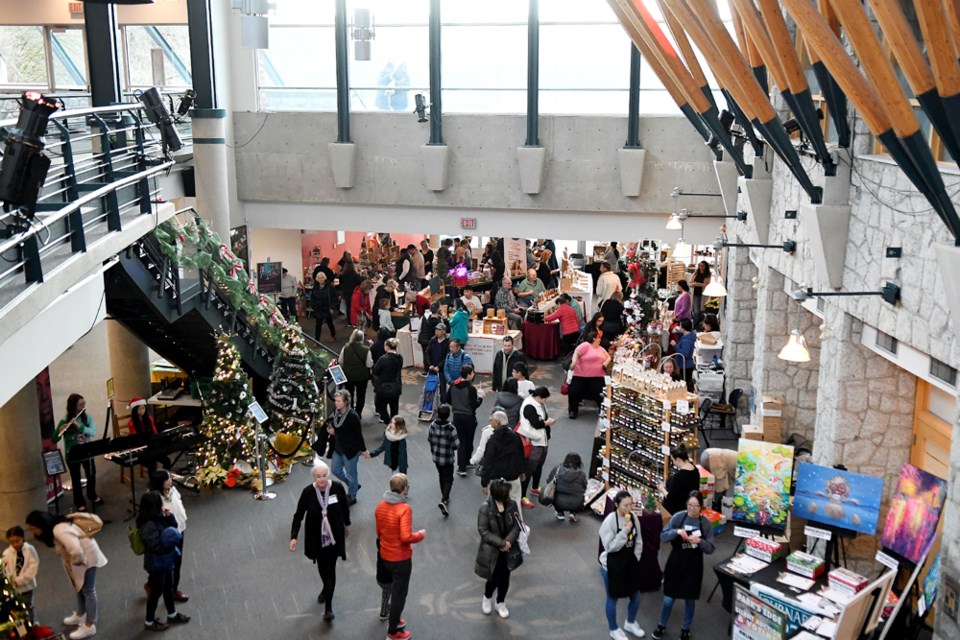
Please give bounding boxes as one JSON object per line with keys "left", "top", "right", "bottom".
{"left": 0, "top": 101, "right": 152, "bottom": 129}
{"left": 0, "top": 160, "right": 174, "bottom": 255}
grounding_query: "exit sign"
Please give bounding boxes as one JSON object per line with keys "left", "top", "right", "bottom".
{"left": 460, "top": 217, "right": 476, "bottom": 230}
{"left": 69, "top": 2, "right": 83, "bottom": 13}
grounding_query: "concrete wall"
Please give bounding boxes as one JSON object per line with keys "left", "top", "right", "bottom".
{"left": 232, "top": 112, "right": 724, "bottom": 220}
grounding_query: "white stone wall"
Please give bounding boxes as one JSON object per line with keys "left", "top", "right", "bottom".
{"left": 722, "top": 245, "right": 758, "bottom": 403}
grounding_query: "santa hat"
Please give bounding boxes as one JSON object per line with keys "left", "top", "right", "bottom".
{"left": 128, "top": 397, "right": 147, "bottom": 409}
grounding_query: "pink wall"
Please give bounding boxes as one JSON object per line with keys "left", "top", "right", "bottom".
{"left": 301, "top": 230, "right": 427, "bottom": 272}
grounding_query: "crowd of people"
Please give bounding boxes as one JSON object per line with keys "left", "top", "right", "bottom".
{"left": 4, "top": 238, "right": 733, "bottom": 640}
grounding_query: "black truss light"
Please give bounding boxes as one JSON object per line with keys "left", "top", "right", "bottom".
{"left": 0, "top": 91, "right": 60, "bottom": 217}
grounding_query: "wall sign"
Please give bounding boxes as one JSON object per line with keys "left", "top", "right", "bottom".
{"left": 460, "top": 217, "right": 477, "bottom": 230}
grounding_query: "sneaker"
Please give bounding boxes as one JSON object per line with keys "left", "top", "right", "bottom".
{"left": 623, "top": 621, "right": 646, "bottom": 638}
{"left": 144, "top": 620, "right": 168, "bottom": 632}
{"left": 610, "top": 630, "right": 629, "bottom": 640}
{"left": 652, "top": 625, "right": 666, "bottom": 640}
{"left": 379, "top": 612, "right": 389, "bottom": 621}
{"left": 167, "top": 613, "right": 191, "bottom": 624}
{"left": 386, "top": 631, "right": 411, "bottom": 640}
{"left": 438, "top": 501, "right": 449, "bottom": 517}
{"left": 397, "top": 619, "right": 406, "bottom": 630}
{"left": 324, "top": 609, "right": 335, "bottom": 621}
{"left": 568, "top": 411, "right": 578, "bottom": 419}
{"left": 520, "top": 497, "right": 534, "bottom": 509}
{"left": 679, "top": 631, "right": 691, "bottom": 640}
{"left": 555, "top": 511, "right": 566, "bottom": 520}
{"left": 568, "top": 513, "right": 578, "bottom": 523}
{"left": 69, "top": 625, "right": 96, "bottom": 640}
{"left": 495, "top": 602, "right": 509, "bottom": 619}
{"left": 481, "top": 597, "right": 493, "bottom": 615}
{"left": 173, "top": 591, "right": 189, "bottom": 603}
{"left": 63, "top": 612, "right": 86, "bottom": 626}
{"left": 529, "top": 487, "right": 541, "bottom": 496}
{"left": 457, "top": 470, "right": 467, "bottom": 477}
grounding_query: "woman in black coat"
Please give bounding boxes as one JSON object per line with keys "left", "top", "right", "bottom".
{"left": 338, "top": 261, "right": 363, "bottom": 325}
{"left": 373, "top": 337, "right": 404, "bottom": 425}
{"left": 312, "top": 272, "right": 337, "bottom": 340}
{"left": 475, "top": 479, "right": 522, "bottom": 619}
{"left": 290, "top": 460, "right": 352, "bottom": 621}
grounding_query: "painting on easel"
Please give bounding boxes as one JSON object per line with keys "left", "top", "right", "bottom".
{"left": 880, "top": 464, "right": 946, "bottom": 565}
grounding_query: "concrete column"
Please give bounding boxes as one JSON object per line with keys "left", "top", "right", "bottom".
{"left": 0, "top": 381, "right": 47, "bottom": 532}
{"left": 722, "top": 245, "right": 758, "bottom": 399}
{"left": 749, "top": 267, "right": 821, "bottom": 442}
{"left": 812, "top": 306, "right": 916, "bottom": 573}
{"left": 935, "top": 397, "right": 960, "bottom": 640}
{"left": 107, "top": 319, "right": 152, "bottom": 417}
{"left": 191, "top": 109, "right": 232, "bottom": 241}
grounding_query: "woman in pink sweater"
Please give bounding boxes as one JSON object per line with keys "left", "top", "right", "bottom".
{"left": 566, "top": 331, "right": 611, "bottom": 419}
{"left": 545, "top": 294, "right": 580, "bottom": 355}
{"left": 674, "top": 280, "right": 692, "bottom": 321}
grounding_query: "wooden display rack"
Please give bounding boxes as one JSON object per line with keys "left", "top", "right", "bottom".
{"left": 666, "top": 261, "right": 687, "bottom": 288}
{"left": 602, "top": 383, "right": 699, "bottom": 493}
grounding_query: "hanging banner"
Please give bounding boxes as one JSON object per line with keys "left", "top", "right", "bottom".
{"left": 36, "top": 368, "right": 63, "bottom": 502}
{"left": 256, "top": 261, "right": 283, "bottom": 294}
{"left": 504, "top": 238, "right": 526, "bottom": 276}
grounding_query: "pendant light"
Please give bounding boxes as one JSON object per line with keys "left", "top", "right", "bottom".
{"left": 703, "top": 276, "right": 727, "bottom": 297}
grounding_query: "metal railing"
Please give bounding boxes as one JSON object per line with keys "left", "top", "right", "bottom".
{"left": 0, "top": 101, "right": 181, "bottom": 296}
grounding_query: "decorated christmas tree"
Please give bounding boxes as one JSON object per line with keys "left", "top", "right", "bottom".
{"left": 0, "top": 571, "right": 31, "bottom": 638}
{"left": 196, "top": 335, "right": 258, "bottom": 486}
{"left": 267, "top": 325, "right": 321, "bottom": 440}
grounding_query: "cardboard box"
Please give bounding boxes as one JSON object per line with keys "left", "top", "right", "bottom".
{"left": 786, "top": 551, "right": 825, "bottom": 579}
{"left": 701, "top": 508, "right": 726, "bottom": 534}
{"left": 743, "top": 424, "right": 764, "bottom": 441}
{"left": 828, "top": 567, "right": 869, "bottom": 595}
{"left": 745, "top": 538, "right": 785, "bottom": 563}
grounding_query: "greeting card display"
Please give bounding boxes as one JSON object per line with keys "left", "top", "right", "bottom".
{"left": 794, "top": 462, "right": 884, "bottom": 535}
{"left": 731, "top": 440, "right": 794, "bottom": 532}
{"left": 880, "top": 464, "right": 946, "bottom": 565}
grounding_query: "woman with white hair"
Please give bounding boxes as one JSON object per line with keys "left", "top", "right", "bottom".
{"left": 290, "top": 460, "right": 351, "bottom": 622}
{"left": 470, "top": 410, "right": 508, "bottom": 476}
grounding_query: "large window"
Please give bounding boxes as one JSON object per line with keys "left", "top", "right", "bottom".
{"left": 123, "top": 25, "right": 192, "bottom": 90}
{"left": 0, "top": 26, "right": 48, "bottom": 88}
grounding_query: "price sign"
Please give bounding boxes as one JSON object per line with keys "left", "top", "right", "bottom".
{"left": 661, "top": 444, "right": 672, "bottom": 456}
{"left": 875, "top": 550, "right": 900, "bottom": 571}
{"left": 248, "top": 401, "right": 268, "bottom": 424}
{"left": 676, "top": 400, "right": 690, "bottom": 414}
{"left": 804, "top": 525, "right": 833, "bottom": 541}
{"left": 734, "top": 525, "right": 761, "bottom": 539}
{"left": 662, "top": 421, "right": 671, "bottom": 433}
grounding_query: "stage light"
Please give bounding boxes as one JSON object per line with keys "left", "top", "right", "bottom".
{"left": 0, "top": 92, "right": 60, "bottom": 216}
{"left": 138, "top": 87, "right": 183, "bottom": 155}
{"left": 176, "top": 89, "right": 196, "bottom": 117}
{"left": 414, "top": 94, "right": 428, "bottom": 123}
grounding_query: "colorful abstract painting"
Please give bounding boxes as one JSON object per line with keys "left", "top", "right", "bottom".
{"left": 731, "top": 440, "right": 794, "bottom": 532}
{"left": 794, "top": 462, "right": 885, "bottom": 535}
{"left": 880, "top": 464, "right": 947, "bottom": 565}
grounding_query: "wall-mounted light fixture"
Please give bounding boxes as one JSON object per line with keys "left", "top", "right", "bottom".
{"left": 231, "top": 0, "right": 275, "bottom": 49}
{"left": 666, "top": 207, "right": 748, "bottom": 230}
{"left": 713, "top": 237, "right": 797, "bottom": 254}
{"left": 778, "top": 283, "right": 901, "bottom": 362}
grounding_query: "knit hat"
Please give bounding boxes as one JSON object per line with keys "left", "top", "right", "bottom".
{"left": 128, "top": 397, "right": 147, "bottom": 409}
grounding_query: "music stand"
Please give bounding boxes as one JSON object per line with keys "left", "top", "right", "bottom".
{"left": 42, "top": 449, "right": 66, "bottom": 515}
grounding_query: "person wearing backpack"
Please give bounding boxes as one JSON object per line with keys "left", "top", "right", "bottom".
{"left": 138, "top": 491, "right": 190, "bottom": 631}
{"left": 25, "top": 511, "right": 108, "bottom": 639}
{"left": 544, "top": 453, "right": 588, "bottom": 523}
{"left": 449, "top": 363, "right": 486, "bottom": 477}
{"left": 442, "top": 339, "right": 473, "bottom": 403}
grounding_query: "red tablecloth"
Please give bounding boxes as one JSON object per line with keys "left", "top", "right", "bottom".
{"left": 522, "top": 321, "right": 561, "bottom": 360}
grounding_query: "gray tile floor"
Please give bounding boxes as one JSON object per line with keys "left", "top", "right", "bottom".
{"left": 31, "top": 316, "right": 744, "bottom": 640}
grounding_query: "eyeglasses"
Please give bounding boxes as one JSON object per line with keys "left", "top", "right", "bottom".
{"left": 686, "top": 503, "right": 702, "bottom": 510}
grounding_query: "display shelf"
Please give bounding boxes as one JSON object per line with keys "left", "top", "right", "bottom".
{"left": 602, "top": 382, "right": 699, "bottom": 493}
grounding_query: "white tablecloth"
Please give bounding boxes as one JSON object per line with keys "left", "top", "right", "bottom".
{"left": 395, "top": 327, "right": 523, "bottom": 374}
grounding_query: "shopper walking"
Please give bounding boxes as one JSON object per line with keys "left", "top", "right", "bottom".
{"left": 652, "top": 492, "right": 716, "bottom": 640}
{"left": 149, "top": 470, "right": 189, "bottom": 602}
{"left": 340, "top": 330, "right": 373, "bottom": 418}
{"left": 290, "top": 461, "right": 352, "bottom": 621}
{"left": 25, "top": 511, "right": 107, "bottom": 640}
{"left": 494, "top": 378, "right": 523, "bottom": 429}
{"left": 312, "top": 272, "right": 337, "bottom": 340}
{"left": 375, "top": 473, "right": 426, "bottom": 640}
{"left": 449, "top": 363, "right": 486, "bottom": 476}
{"left": 369, "top": 417, "right": 409, "bottom": 475}
{"left": 448, "top": 300, "right": 470, "bottom": 346}
{"left": 324, "top": 390, "right": 369, "bottom": 504}
{"left": 545, "top": 452, "right": 588, "bottom": 523}
{"left": 425, "top": 322, "right": 451, "bottom": 396}
{"left": 442, "top": 339, "right": 473, "bottom": 403}
{"left": 595, "top": 261, "right": 622, "bottom": 312}
{"left": 3, "top": 526, "right": 38, "bottom": 623}
{"left": 427, "top": 404, "right": 460, "bottom": 517}
{"left": 476, "top": 479, "right": 522, "bottom": 619}
{"left": 658, "top": 446, "right": 701, "bottom": 517}
{"left": 279, "top": 268, "right": 299, "bottom": 319}
{"left": 138, "top": 492, "right": 190, "bottom": 632}
{"left": 53, "top": 394, "right": 102, "bottom": 512}
{"left": 350, "top": 280, "right": 374, "bottom": 329}
{"left": 599, "top": 491, "right": 645, "bottom": 640}
{"left": 470, "top": 410, "right": 505, "bottom": 477}
{"left": 491, "top": 335, "right": 527, "bottom": 392}
{"left": 479, "top": 412, "right": 525, "bottom": 504}
{"left": 566, "top": 331, "right": 612, "bottom": 419}
{"left": 373, "top": 337, "right": 404, "bottom": 425}
{"left": 338, "top": 260, "right": 362, "bottom": 322}
{"left": 517, "top": 387, "right": 555, "bottom": 508}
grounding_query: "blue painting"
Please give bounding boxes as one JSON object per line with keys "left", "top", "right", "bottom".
{"left": 794, "top": 462, "right": 884, "bottom": 535}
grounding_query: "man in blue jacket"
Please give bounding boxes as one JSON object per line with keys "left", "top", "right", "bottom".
{"left": 675, "top": 318, "right": 696, "bottom": 392}
{"left": 442, "top": 339, "right": 473, "bottom": 402}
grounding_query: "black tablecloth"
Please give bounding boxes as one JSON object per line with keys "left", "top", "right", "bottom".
{"left": 713, "top": 555, "right": 830, "bottom": 613}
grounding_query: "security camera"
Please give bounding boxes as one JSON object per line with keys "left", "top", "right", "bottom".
{"left": 414, "top": 94, "right": 428, "bottom": 124}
